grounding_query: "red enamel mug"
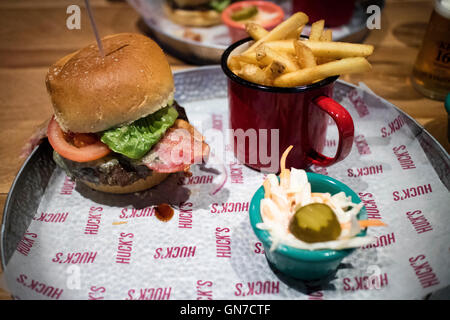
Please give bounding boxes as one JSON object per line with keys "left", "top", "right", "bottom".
{"left": 221, "top": 38, "right": 354, "bottom": 173}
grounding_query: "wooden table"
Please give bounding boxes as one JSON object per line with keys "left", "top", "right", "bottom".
{"left": 0, "top": 0, "right": 448, "bottom": 300}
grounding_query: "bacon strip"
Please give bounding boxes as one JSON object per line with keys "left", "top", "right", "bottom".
{"left": 142, "top": 119, "right": 210, "bottom": 173}
{"left": 21, "top": 118, "right": 50, "bottom": 158}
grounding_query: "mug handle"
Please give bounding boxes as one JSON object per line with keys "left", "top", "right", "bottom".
{"left": 307, "top": 95, "right": 354, "bottom": 166}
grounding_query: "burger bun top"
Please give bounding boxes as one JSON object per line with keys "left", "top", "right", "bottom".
{"left": 46, "top": 33, "right": 175, "bottom": 133}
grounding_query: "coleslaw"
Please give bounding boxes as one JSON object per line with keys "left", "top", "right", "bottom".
{"left": 257, "top": 146, "right": 385, "bottom": 251}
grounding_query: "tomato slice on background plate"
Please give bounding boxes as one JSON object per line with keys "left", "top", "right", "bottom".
{"left": 47, "top": 117, "right": 111, "bottom": 162}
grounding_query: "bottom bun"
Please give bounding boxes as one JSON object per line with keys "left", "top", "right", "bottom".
{"left": 81, "top": 171, "right": 171, "bottom": 194}
{"left": 163, "top": 3, "right": 222, "bottom": 27}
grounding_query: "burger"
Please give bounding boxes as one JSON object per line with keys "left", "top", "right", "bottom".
{"left": 45, "top": 33, "right": 210, "bottom": 194}
{"left": 163, "top": 0, "right": 235, "bottom": 27}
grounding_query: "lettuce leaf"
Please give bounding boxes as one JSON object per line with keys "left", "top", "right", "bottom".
{"left": 210, "top": 0, "right": 231, "bottom": 12}
{"left": 100, "top": 106, "right": 178, "bottom": 159}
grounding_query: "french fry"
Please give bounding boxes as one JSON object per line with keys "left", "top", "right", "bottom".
{"left": 263, "top": 40, "right": 298, "bottom": 53}
{"left": 246, "top": 22, "right": 269, "bottom": 41}
{"left": 305, "top": 41, "right": 374, "bottom": 59}
{"left": 269, "top": 60, "right": 286, "bottom": 77}
{"left": 256, "top": 44, "right": 299, "bottom": 73}
{"left": 294, "top": 40, "right": 316, "bottom": 68}
{"left": 273, "top": 57, "right": 372, "bottom": 87}
{"left": 262, "top": 60, "right": 286, "bottom": 85}
{"left": 319, "top": 29, "right": 333, "bottom": 42}
{"left": 255, "top": 45, "right": 267, "bottom": 61}
{"left": 228, "top": 56, "right": 242, "bottom": 72}
{"left": 262, "top": 65, "right": 273, "bottom": 85}
{"left": 243, "top": 12, "right": 309, "bottom": 54}
{"left": 227, "top": 54, "right": 263, "bottom": 75}
{"left": 317, "top": 29, "right": 333, "bottom": 64}
{"left": 264, "top": 40, "right": 374, "bottom": 59}
{"left": 238, "top": 63, "right": 267, "bottom": 85}
{"left": 246, "top": 21, "right": 304, "bottom": 42}
{"left": 287, "top": 52, "right": 302, "bottom": 70}
{"left": 231, "top": 53, "right": 262, "bottom": 66}
{"left": 309, "top": 19, "right": 324, "bottom": 41}
{"left": 285, "top": 25, "right": 305, "bottom": 40}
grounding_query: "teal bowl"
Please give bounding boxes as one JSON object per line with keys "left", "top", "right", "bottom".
{"left": 249, "top": 172, "right": 367, "bottom": 281}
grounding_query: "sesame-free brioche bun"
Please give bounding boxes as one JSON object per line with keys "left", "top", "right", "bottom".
{"left": 163, "top": 2, "right": 222, "bottom": 27}
{"left": 81, "top": 171, "right": 171, "bottom": 194}
{"left": 45, "top": 33, "right": 174, "bottom": 133}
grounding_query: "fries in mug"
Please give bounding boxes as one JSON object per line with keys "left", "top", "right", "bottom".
{"left": 227, "top": 12, "right": 374, "bottom": 87}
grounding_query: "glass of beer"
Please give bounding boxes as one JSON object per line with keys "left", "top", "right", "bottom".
{"left": 411, "top": 0, "right": 450, "bottom": 101}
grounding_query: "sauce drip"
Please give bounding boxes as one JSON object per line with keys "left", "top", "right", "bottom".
{"left": 155, "top": 203, "right": 174, "bottom": 222}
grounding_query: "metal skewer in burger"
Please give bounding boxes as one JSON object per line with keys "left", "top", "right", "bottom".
{"left": 45, "top": 33, "right": 210, "bottom": 193}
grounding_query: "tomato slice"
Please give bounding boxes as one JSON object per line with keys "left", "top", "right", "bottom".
{"left": 47, "top": 116, "right": 111, "bottom": 162}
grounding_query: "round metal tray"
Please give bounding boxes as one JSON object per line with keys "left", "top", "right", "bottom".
{"left": 1, "top": 66, "right": 449, "bottom": 299}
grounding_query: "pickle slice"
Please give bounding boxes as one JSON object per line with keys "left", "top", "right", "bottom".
{"left": 231, "top": 6, "right": 258, "bottom": 21}
{"left": 289, "top": 203, "right": 342, "bottom": 243}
